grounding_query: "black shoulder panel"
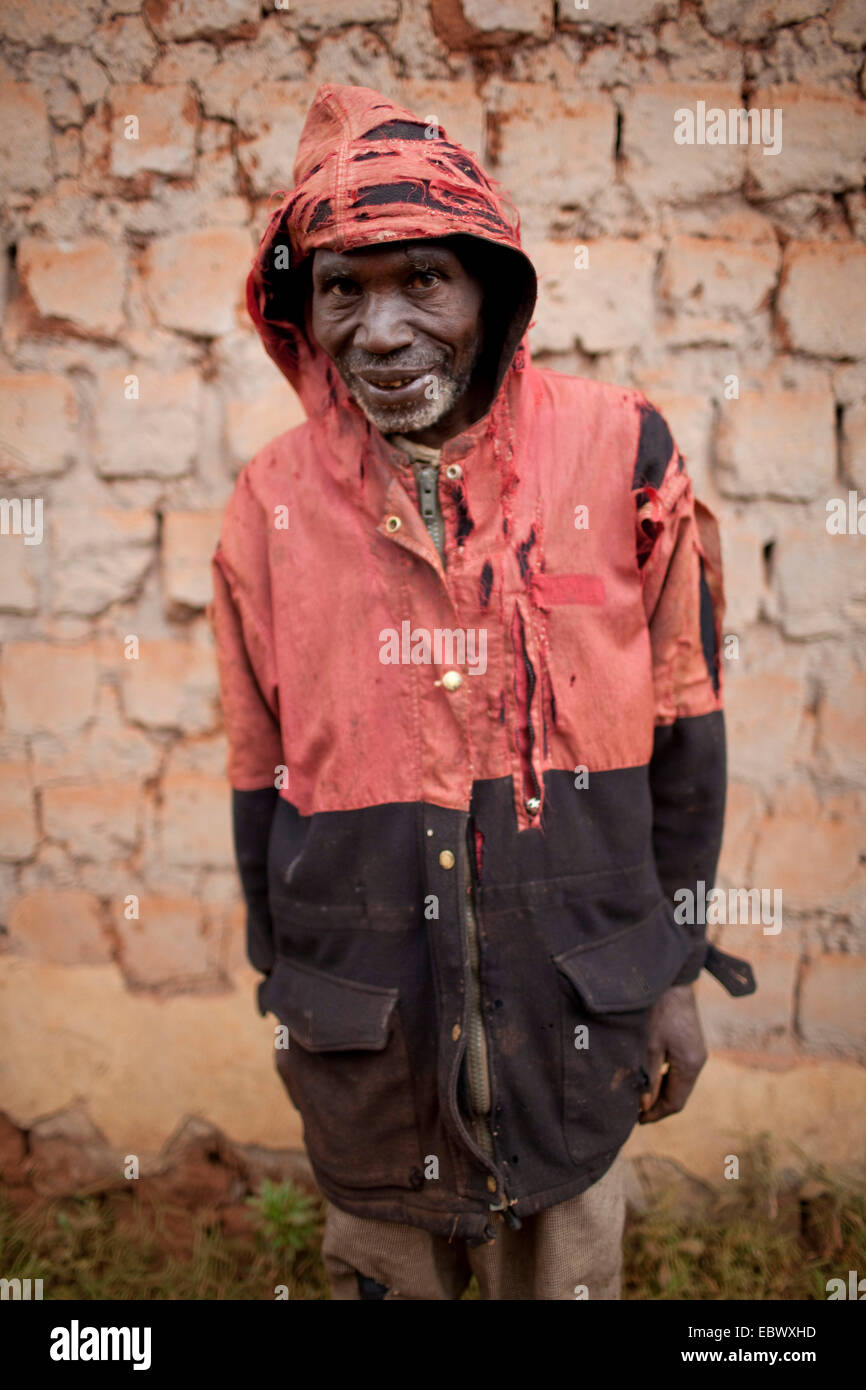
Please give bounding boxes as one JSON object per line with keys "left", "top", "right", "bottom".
{"left": 632, "top": 401, "right": 674, "bottom": 491}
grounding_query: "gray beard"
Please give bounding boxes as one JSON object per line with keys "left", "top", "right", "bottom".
{"left": 349, "top": 368, "right": 470, "bottom": 435}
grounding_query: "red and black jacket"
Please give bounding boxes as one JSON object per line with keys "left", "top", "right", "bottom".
{"left": 210, "top": 83, "right": 753, "bottom": 1242}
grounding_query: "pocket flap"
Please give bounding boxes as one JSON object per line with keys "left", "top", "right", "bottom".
{"left": 259, "top": 958, "right": 399, "bottom": 1051}
{"left": 553, "top": 903, "right": 692, "bottom": 1013}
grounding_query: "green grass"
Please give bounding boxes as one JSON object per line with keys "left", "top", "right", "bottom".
{"left": 623, "top": 1137, "right": 866, "bottom": 1300}
{"left": 1, "top": 1139, "right": 863, "bottom": 1301}
{"left": 0, "top": 1184, "right": 329, "bottom": 1301}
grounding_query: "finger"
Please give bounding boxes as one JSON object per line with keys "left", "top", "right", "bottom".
{"left": 639, "top": 1061, "right": 698, "bottom": 1124}
{"left": 640, "top": 1046, "right": 667, "bottom": 1112}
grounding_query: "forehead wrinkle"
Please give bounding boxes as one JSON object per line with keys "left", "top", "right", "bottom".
{"left": 314, "top": 239, "right": 461, "bottom": 276}
{"left": 400, "top": 242, "right": 459, "bottom": 266}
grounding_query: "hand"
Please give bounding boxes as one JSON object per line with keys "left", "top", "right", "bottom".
{"left": 638, "top": 983, "right": 707, "bottom": 1124}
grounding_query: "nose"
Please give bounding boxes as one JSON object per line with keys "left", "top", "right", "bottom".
{"left": 353, "top": 293, "right": 414, "bottom": 356}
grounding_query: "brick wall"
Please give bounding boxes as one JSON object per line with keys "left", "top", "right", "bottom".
{"left": 0, "top": 0, "right": 864, "bottom": 1182}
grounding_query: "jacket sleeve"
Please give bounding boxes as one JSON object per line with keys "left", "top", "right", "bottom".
{"left": 208, "top": 465, "right": 284, "bottom": 976}
{"left": 634, "top": 398, "right": 753, "bottom": 996}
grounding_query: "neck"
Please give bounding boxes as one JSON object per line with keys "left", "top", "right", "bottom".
{"left": 389, "top": 433, "right": 441, "bottom": 460}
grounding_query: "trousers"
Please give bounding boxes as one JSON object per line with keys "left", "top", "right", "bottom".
{"left": 321, "top": 1153, "right": 626, "bottom": 1300}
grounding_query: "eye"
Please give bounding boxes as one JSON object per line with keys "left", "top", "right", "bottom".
{"left": 407, "top": 269, "right": 441, "bottom": 290}
{"left": 325, "top": 277, "right": 359, "bottom": 298}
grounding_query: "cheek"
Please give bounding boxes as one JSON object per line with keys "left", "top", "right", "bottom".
{"left": 454, "top": 313, "right": 484, "bottom": 364}
{"left": 310, "top": 300, "right": 347, "bottom": 355}
{"left": 431, "top": 299, "right": 482, "bottom": 360}
{"left": 451, "top": 289, "right": 484, "bottom": 359}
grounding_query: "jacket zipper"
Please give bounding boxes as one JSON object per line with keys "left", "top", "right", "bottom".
{"left": 463, "top": 829, "right": 520, "bottom": 1228}
{"left": 416, "top": 463, "right": 445, "bottom": 560}
{"left": 414, "top": 458, "right": 495, "bottom": 1155}
{"left": 404, "top": 447, "right": 512, "bottom": 1220}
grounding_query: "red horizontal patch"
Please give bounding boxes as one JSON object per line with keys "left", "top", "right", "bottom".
{"left": 531, "top": 573, "right": 605, "bottom": 606}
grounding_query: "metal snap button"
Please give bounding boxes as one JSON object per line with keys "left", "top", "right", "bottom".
{"left": 439, "top": 850, "right": 455, "bottom": 869}
{"left": 441, "top": 670, "right": 462, "bottom": 691}
{"left": 445, "top": 463, "right": 462, "bottom": 480}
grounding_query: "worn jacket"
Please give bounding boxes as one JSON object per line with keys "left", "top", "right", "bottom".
{"left": 210, "top": 83, "right": 754, "bottom": 1243}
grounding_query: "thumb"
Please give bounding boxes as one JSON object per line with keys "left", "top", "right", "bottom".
{"left": 640, "top": 1044, "right": 667, "bottom": 1112}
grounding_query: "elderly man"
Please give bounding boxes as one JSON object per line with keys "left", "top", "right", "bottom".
{"left": 210, "top": 83, "right": 754, "bottom": 1302}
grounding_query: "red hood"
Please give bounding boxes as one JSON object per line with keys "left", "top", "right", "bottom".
{"left": 245, "top": 83, "right": 537, "bottom": 429}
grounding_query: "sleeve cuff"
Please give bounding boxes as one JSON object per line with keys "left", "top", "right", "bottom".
{"left": 673, "top": 939, "right": 757, "bottom": 996}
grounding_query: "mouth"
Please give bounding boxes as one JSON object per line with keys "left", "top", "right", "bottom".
{"left": 354, "top": 369, "right": 437, "bottom": 405}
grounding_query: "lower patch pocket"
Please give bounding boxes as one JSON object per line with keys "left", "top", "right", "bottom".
{"left": 259, "top": 957, "right": 422, "bottom": 1190}
{"left": 553, "top": 902, "right": 692, "bottom": 1168}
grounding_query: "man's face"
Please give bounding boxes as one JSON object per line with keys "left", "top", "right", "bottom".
{"left": 309, "top": 239, "right": 484, "bottom": 440}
